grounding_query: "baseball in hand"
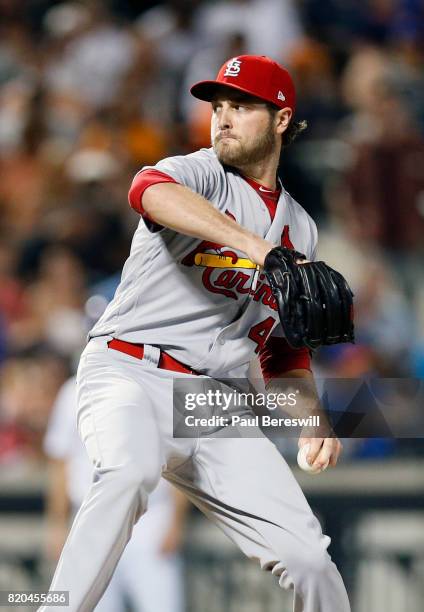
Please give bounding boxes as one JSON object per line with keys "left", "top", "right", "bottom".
{"left": 297, "top": 443, "right": 329, "bottom": 475}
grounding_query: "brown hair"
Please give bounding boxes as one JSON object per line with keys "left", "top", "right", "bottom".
{"left": 283, "top": 118, "right": 308, "bottom": 147}
{"left": 266, "top": 103, "right": 308, "bottom": 148}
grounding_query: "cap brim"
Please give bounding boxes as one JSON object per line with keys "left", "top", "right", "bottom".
{"left": 190, "top": 80, "right": 266, "bottom": 103}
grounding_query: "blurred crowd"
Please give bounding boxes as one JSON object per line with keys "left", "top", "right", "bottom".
{"left": 0, "top": 0, "right": 423, "bottom": 470}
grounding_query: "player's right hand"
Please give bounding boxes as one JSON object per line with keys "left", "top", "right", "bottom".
{"left": 298, "top": 436, "right": 343, "bottom": 470}
{"left": 245, "top": 236, "right": 275, "bottom": 267}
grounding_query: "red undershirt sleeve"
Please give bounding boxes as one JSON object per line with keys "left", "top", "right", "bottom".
{"left": 128, "top": 169, "right": 178, "bottom": 220}
{"left": 259, "top": 336, "right": 311, "bottom": 385}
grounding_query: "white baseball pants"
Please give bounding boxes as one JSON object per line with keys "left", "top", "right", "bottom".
{"left": 39, "top": 336, "right": 351, "bottom": 612}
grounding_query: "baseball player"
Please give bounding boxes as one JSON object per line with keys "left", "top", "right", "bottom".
{"left": 40, "top": 55, "right": 351, "bottom": 612}
{"left": 44, "top": 376, "right": 186, "bottom": 612}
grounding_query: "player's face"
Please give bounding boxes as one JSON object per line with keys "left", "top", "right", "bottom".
{"left": 210, "top": 90, "right": 278, "bottom": 166}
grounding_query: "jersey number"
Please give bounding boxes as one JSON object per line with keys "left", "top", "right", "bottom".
{"left": 248, "top": 316, "right": 275, "bottom": 353}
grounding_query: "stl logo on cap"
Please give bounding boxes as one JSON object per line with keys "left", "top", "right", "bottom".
{"left": 224, "top": 58, "right": 242, "bottom": 78}
{"left": 190, "top": 54, "right": 296, "bottom": 112}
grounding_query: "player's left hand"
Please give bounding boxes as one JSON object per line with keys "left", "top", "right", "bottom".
{"left": 298, "top": 436, "right": 343, "bottom": 470}
{"left": 263, "top": 247, "right": 355, "bottom": 350}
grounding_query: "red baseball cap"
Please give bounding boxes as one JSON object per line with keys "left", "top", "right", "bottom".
{"left": 190, "top": 55, "right": 296, "bottom": 112}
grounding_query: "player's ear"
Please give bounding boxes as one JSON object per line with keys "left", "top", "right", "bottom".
{"left": 275, "top": 108, "right": 292, "bottom": 135}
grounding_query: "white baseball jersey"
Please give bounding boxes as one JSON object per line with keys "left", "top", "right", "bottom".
{"left": 89, "top": 147, "right": 317, "bottom": 377}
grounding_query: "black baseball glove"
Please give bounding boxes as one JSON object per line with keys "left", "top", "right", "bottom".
{"left": 263, "top": 247, "right": 354, "bottom": 350}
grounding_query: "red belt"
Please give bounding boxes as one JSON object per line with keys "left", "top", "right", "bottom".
{"left": 107, "top": 338, "right": 199, "bottom": 376}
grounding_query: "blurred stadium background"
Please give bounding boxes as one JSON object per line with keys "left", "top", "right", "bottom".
{"left": 0, "top": 0, "right": 423, "bottom": 610}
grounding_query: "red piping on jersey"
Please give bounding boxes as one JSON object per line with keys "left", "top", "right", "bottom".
{"left": 259, "top": 336, "right": 311, "bottom": 384}
{"left": 128, "top": 169, "right": 178, "bottom": 219}
{"left": 240, "top": 175, "right": 281, "bottom": 223}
